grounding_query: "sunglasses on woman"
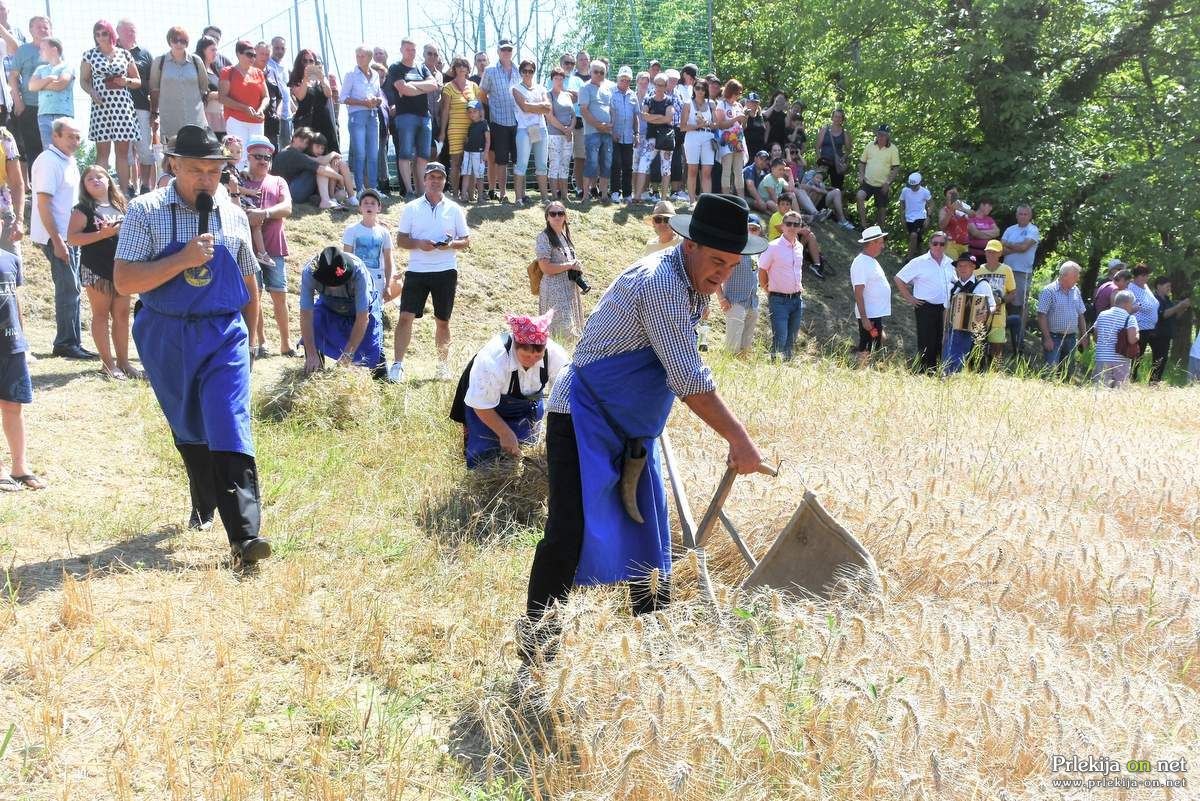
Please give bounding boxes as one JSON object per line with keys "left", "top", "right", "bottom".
{"left": 547, "top": 210, "right": 566, "bottom": 217}
{"left": 517, "top": 343, "right": 547, "bottom": 353}
{"left": 653, "top": 215, "right": 670, "bottom": 224}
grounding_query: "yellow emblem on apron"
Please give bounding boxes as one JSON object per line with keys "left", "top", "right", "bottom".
{"left": 184, "top": 264, "right": 213, "bottom": 287}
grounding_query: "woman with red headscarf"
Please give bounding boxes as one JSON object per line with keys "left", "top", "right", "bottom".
{"left": 80, "top": 19, "right": 142, "bottom": 193}
{"left": 449, "top": 310, "right": 569, "bottom": 468}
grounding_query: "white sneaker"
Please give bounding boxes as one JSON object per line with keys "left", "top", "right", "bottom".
{"left": 386, "top": 361, "right": 405, "bottom": 383}
{"left": 434, "top": 361, "right": 452, "bottom": 381}
{"left": 674, "top": 191, "right": 690, "bottom": 203}
{"left": 346, "top": 195, "right": 359, "bottom": 207}
{"left": 610, "top": 192, "right": 621, "bottom": 203}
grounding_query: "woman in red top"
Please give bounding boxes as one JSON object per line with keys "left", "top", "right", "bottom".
{"left": 218, "top": 40, "right": 268, "bottom": 169}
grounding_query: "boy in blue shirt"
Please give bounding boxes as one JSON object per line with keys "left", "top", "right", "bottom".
{"left": 341, "top": 188, "right": 396, "bottom": 302}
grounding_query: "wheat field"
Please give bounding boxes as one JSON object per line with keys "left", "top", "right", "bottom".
{"left": 1, "top": 203, "right": 1197, "bottom": 800}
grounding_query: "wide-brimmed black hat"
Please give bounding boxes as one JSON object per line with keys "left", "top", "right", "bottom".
{"left": 166, "top": 125, "right": 228, "bottom": 160}
{"left": 313, "top": 247, "right": 352, "bottom": 286}
{"left": 669, "top": 194, "right": 768, "bottom": 255}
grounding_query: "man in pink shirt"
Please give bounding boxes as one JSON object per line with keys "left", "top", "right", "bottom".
{"left": 758, "top": 209, "right": 805, "bottom": 360}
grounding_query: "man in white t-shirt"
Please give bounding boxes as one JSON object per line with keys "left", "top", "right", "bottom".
{"left": 1000, "top": 203, "right": 1039, "bottom": 354}
{"left": 899, "top": 172, "right": 931, "bottom": 260}
{"left": 850, "top": 225, "right": 890, "bottom": 367}
{"left": 31, "top": 117, "right": 93, "bottom": 359}
{"left": 387, "top": 163, "right": 469, "bottom": 383}
{"left": 893, "top": 229, "right": 955, "bottom": 373}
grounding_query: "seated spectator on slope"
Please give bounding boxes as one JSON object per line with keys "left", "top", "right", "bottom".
{"left": 757, "top": 158, "right": 793, "bottom": 214}
{"left": 855, "top": 124, "right": 898, "bottom": 228}
{"left": 307, "top": 133, "right": 358, "bottom": 206}
{"left": 1037, "top": 261, "right": 1089, "bottom": 378}
{"left": 801, "top": 164, "right": 853, "bottom": 230}
{"left": 643, "top": 199, "right": 681, "bottom": 256}
{"left": 966, "top": 198, "right": 1000, "bottom": 262}
{"left": 1092, "top": 289, "right": 1139, "bottom": 388}
{"left": 742, "top": 150, "right": 771, "bottom": 214}
{"left": 299, "top": 246, "right": 384, "bottom": 375}
{"left": 270, "top": 127, "right": 343, "bottom": 209}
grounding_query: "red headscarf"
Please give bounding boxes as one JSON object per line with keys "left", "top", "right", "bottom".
{"left": 505, "top": 310, "right": 555, "bottom": 345}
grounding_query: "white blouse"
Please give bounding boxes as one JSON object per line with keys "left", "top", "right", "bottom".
{"left": 464, "top": 334, "right": 570, "bottom": 410}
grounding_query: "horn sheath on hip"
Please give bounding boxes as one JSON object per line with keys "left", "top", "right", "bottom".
{"left": 620, "top": 438, "right": 648, "bottom": 524}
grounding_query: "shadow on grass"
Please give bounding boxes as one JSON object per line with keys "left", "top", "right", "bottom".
{"left": 3, "top": 527, "right": 189, "bottom": 605}
{"left": 28, "top": 368, "right": 96, "bottom": 392}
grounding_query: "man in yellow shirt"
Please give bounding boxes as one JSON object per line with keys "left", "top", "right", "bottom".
{"left": 856, "top": 124, "right": 899, "bottom": 229}
{"left": 973, "top": 239, "right": 1017, "bottom": 365}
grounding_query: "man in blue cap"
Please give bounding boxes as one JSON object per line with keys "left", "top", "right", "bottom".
{"left": 114, "top": 125, "right": 270, "bottom": 567}
{"left": 522, "top": 192, "right": 769, "bottom": 658}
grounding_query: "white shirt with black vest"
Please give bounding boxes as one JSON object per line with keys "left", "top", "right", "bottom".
{"left": 464, "top": 333, "right": 569, "bottom": 409}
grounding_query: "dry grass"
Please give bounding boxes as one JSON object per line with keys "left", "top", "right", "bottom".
{"left": 1, "top": 201, "right": 1197, "bottom": 799}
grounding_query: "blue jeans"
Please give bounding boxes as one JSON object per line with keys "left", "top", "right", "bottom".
{"left": 584, "top": 132, "right": 612, "bottom": 179}
{"left": 393, "top": 113, "right": 431, "bottom": 161}
{"left": 1044, "top": 332, "right": 1078, "bottom": 375}
{"left": 41, "top": 242, "right": 81, "bottom": 349}
{"left": 767, "top": 293, "right": 803, "bottom": 360}
{"left": 515, "top": 126, "right": 548, "bottom": 176}
{"left": 38, "top": 113, "right": 66, "bottom": 150}
{"left": 941, "top": 329, "right": 975, "bottom": 374}
{"left": 347, "top": 110, "right": 379, "bottom": 193}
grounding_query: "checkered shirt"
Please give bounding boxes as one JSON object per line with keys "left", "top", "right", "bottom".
{"left": 548, "top": 244, "right": 715, "bottom": 415}
{"left": 1036, "top": 280, "right": 1086, "bottom": 334}
{"left": 480, "top": 63, "right": 520, "bottom": 126}
{"left": 722, "top": 254, "right": 759, "bottom": 309}
{"left": 115, "top": 182, "right": 258, "bottom": 278}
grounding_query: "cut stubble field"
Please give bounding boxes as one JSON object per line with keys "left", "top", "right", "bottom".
{"left": 1, "top": 202, "right": 1197, "bottom": 800}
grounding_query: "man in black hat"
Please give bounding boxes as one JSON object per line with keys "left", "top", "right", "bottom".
{"left": 298, "top": 246, "right": 382, "bottom": 374}
{"left": 114, "top": 125, "right": 270, "bottom": 567}
{"left": 522, "top": 193, "right": 769, "bottom": 654}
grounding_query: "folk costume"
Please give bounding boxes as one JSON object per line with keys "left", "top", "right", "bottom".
{"left": 114, "top": 125, "right": 269, "bottom": 565}
{"left": 300, "top": 247, "right": 384, "bottom": 369}
{"left": 450, "top": 311, "right": 568, "bottom": 468}
{"left": 942, "top": 253, "right": 996, "bottom": 375}
{"left": 523, "top": 193, "right": 767, "bottom": 630}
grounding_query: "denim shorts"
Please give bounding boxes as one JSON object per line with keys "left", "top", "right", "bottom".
{"left": 257, "top": 255, "right": 287, "bottom": 292}
{"left": 393, "top": 113, "right": 432, "bottom": 161}
{"left": 0, "top": 353, "right": 32, "bottom": 404}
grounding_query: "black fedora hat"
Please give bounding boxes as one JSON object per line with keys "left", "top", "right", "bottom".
{"left": 669, "top": 193, "right": 768, "bottom": 255}
{"left": 313, "top": 247, "right": 352, "bottom": 286}
{"left": 166, "top": 125, "right": 228, "bottom": 160}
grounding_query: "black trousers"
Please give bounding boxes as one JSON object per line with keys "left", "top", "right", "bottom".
{"left": 176, "top": 442, "right": 262, "bottom": 546}
{"left": 525, "top": 413, "right": 670, "bottom": 622}
{"left": 610, "top": 142, "right": 634, "bottom": 198}
{"left": 914, "top": 302, "right": 944, "bottom": 373}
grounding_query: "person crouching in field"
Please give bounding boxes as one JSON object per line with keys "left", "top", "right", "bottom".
{"left": 299, "top": 246, "right": 384, "bottom": 375}
{"left": 450, "top": 310, "right": 568, "bottom": 468}
{"left": 0, "top": 246, "right": 46, "bottom": 491}
{"left": 66, "top": 165, "right": 141, "bottom": 380}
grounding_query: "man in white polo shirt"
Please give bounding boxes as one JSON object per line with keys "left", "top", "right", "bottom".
{"left": 31, "top": 117, "right": 94, "bottom": 359}
{"left": 388, "top": 162, "right": 469, "bottom": 382}
{"left": 849, "top": 225, "right": 890, "bottom": 368}
{"left": 893, "top": 228, "right": 954, "bottom": 373}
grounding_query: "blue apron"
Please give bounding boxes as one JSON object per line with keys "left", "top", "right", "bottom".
{"left": 570, "top": 346, "right": 676, "bottom": 586}
{"left": 463, "top": 351, "right": 547, "bottom": 468}
{"left": 311, "top": 292, "right": 384, "bottom": 368}
{"left": 133, "top": 204, "right": 254, "bottom": 456}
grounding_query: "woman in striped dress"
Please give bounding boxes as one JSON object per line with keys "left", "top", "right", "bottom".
{"left": 535, "top": 201, "right": 585, "bottom": 342}
{"left": 439, "top": 57, "right": 480, "bottom": 199}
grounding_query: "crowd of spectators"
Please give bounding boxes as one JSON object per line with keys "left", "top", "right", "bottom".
{"left": 0, "top": 13, "right": 1198, "bottom": 492}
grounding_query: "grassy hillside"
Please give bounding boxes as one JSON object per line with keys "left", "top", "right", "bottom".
{"left": 0, "top": 200, "right": 1196, "bottom": 800}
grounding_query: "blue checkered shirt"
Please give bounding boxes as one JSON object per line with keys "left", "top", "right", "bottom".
{"left": 548, "top": 244, "right": 715, "bottom": 415}
{"left": 480, "top": 63, "right": 520, "bottom": 126}
{"left": 722, "top": 255, "right": 759, "bottom": 309}
{"left": 1036, "top": 280, "right": 1086, "bottom": 333}
{"left": 610, "top": 88, "right": 639, "bottom": 144}
{"left": 114, "top": 182, "right": 257, "bottom": 278}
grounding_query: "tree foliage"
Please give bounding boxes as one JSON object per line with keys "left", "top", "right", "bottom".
{"left": 715, "top": 0, "right": 1199, "bottom": 357}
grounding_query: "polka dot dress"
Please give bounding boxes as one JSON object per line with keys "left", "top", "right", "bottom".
{"left": 84, "top": 47, "right": 140, "bottom": 143}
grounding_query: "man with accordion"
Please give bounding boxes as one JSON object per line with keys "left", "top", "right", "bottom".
{"left": 942, "top": 252, "right": 996, "bottom": 375}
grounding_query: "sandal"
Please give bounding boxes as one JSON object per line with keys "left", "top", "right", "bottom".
{"left": 0, "top": 476, "right": 22, "bottom": 492}
{"left": 102, "top": 366, "right": 127, "bottom": 381}
{"left": 119, "top": 365, "right": 145, "bottom": 380}
{"left": 12, "top": 474, "right": 46, "bottom": 490}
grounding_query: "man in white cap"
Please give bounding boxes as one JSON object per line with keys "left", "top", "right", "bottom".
{"left": 894, "top": 227, "right": 955, "bottom": 373}
{"left": 899, "top": 171, "right": 931, "bottom": 259}
{"left": 522, "top": 193, "right": 768, "bottom": 661}
{"left": 850, "top": 224, "right": 890, "bottom": 367}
